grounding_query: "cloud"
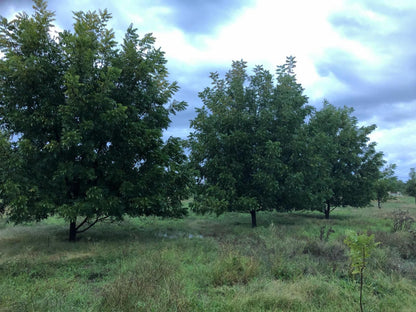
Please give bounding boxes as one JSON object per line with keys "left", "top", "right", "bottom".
{"left": 317, "top": 0, "right": 416, "bottom": 111}
{"left": 55, "top": 0, "right": 255, "bottom": 38}
{"left": 154, "top": 0, "right": 255, "bottom": 35}
{"left": 370, "top": 120, "right": 416, "bottom": 173}
{"left": 311, "top": 0, "right": 416, "bottom": 179}
{"left": 0, "top": 0, "right": 33, "bottom": 9}
{"left": 167, "top": 62, "right": 232, "bottom": 132}
{"left": 316, "top": 48, "right": 416, "bottom": 123}
{"left": 0, "top": 0, "right": 33, "bottom": 19}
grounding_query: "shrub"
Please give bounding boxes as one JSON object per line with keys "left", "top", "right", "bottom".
{"left": 374, "top": 230, "right": 416, "bottom": 260}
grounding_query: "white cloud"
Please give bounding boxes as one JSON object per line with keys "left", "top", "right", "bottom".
{"left": 370, "top": 121, "right": 416, "bottom": 178}
{"left": 145, "top": 0, "right": 347, "bottom": 90}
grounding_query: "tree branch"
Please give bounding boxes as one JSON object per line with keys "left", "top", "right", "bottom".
{"left": 76, "top": 217, "right": 89, "bottom": 230}
{"left": 76, "top": 216, "right": 109, "bottom": 233}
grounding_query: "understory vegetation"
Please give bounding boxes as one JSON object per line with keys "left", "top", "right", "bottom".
{"left": 1, "top": 197, "right": 416, "bottom": 311}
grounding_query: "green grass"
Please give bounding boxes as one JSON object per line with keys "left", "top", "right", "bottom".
{"left": 1, "top": 197, "right": 416, "bottom": 311}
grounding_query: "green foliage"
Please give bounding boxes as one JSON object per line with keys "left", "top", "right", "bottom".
{"left": 319, "top": 225, "right": 335, "bottom": 242}
{"left": 303, "top": 239, "right": 347, "bottom": 262}
{"left": 374, "top": 164, "right": 398, "bottom": 208}
{"left": 270, "top": 256, "right": 305, "bottom": 281}
{"left": 0, "top": 1, "right": 189, "bottom": 240}
{"left": 211, "top": 251, "right": 259, "bottom": 286}
{"left": 392, "top": 209, "right": 415, "bottom": 232}
{"left": 0, "top": 131, "right": 15, "bottom": 214}
{"left": 1, "top": 199, "right": 416, "bottom": 311}
{"left": 344, "top": 231, "right": 379, "bottom": 312}
{"left": 306, "top": 102, "right": 384, "bottom": 218}
{"left": 375, "top": 230, "right": 416, "bottom": 261}
{"left": 405, "top": 168, "right": 416, "bottom": 203}
{"left": 344, "top": 231, "right": 379, "bottom": 275}
{"left": 190, "top": 64, "right": 384, "bottom": 224}
{"left": 189, "top": 57, "right": 311, "bottom": 226}
{"left": 99, "top": 249, "right": 190, "bottom": 312}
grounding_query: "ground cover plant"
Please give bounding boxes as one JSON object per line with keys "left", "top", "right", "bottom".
{"left": 1, "top": 196, "right": 416, "bottom": 311}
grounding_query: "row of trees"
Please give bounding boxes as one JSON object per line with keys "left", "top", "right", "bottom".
{"left": 406, "top": 168, "right": 416, "bottom": 204}
{"left": 189, "top": 59, "right": 386, "bottom": 226}
{"left": 0, "top": 1, "right": 401, "bottom": 240}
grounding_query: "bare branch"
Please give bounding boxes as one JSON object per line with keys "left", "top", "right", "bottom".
{"left": 75, "top": 217, "right": 89, "bottom": 230}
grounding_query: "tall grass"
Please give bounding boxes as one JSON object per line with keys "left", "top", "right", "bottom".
{"left": 1, "top": 197, "right": 416, "bottom": 311}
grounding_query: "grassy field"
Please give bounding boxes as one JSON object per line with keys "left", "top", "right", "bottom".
{"left": 1, "top": 197, "right": 416, "bottom": 311}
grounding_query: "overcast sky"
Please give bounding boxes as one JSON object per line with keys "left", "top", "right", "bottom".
{"left": 2, "top": 0, "right": 415, "bottom": 180}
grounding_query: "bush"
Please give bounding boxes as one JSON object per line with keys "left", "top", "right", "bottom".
{"left": 374, "top": 230, "right": 416, "bottom": 260}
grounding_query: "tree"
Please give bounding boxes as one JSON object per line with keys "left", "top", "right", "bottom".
{"left": 394, "top": 179, "right": 406, "bottom": 194}
{"left": 306, "top": 102, "right": 384, "bottom": 219}
{"left": 405, "top": 168, "right": 416, "bottom": 204}
{"left": 344, "top": 231, "right": 379, "bottom": 312}
{"left": 374, "top": 164, "right": 398, "bottom": 208}
{"left": 0, "top": 0, "right": 189, "bottom": 241}
{"left": 0, "top": 131, "right": 15, "bottom": 215}
{"left": 189, "top": 57, "right": 311, "bottom": 227}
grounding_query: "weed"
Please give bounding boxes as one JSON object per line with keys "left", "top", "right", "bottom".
{"left": 271, "top": 256, "right": 305, "bottom": 281}
{"left": 211, "top": 251, "right": 259, "bottom": 286}
{"left": 99, "top": 249, "right": 189, "bottom": 312}
{"left": 303, "top": 239, "right": 347, "bottom": 261}
{"left": 319, "top": 225, "right": 335, "bottom": 242}
{"left": 392, "top": 209, "right": 415, "bottom": 232}
{"left": 373, "top": 230, "right": 416, "bottom": 260}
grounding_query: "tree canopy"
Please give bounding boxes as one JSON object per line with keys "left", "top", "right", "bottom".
{"left": 306, "top": 102, "right": 384, "bottom": 218}
{"left": 189, "top": 57, "right": 312, "bottom": 227}
{"left": 0, "top": 0, "right": 189, "bottom": 241}
{"left": 189, "top": 58, "right": 386, "bottom": 225}
{"left": 0, "top": 1, "right": 393, "bottom": 236}
{"left": 405, "top": 168, "right": 416, "bottom": 204}
{"left": 374, "top": 164, "right": 398, "bottom": 208}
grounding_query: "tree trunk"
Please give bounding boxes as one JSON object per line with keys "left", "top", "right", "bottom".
{"left": 250, "top": 210, "right": 257, "bottom": 228}
{"left": 377, "top": 199, "right": 381, "bottom": 209}
{"left": 324, "top": 203, "right": 330, "bottom": 219}
{"left": 69, "top": 221, "right": 77, "bottom": 242}
{"left": 360, "top": 267, "right": 364, "bottom": 312}
{"left": 360, "top": 246, "right": 365, "bottom": 312}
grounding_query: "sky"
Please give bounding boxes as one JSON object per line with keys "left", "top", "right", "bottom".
{"left": 1, "top": 0, "right": 415, "bottom": 181}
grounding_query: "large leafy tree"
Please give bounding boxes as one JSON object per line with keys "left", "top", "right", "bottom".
{"left": 374, "top": 164, "right": 398, "bottom": 208}
{"left": 405, "top": 168, "right": 416, "bottom": 204}
{"left": 189, "top": 57, "right": 311, "bottom": 227}
{"left": 306, "top": 102, "right": 384, "bottom": 218}
{"left": 0, "top": 0, "right": 189, "bottom": 241}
